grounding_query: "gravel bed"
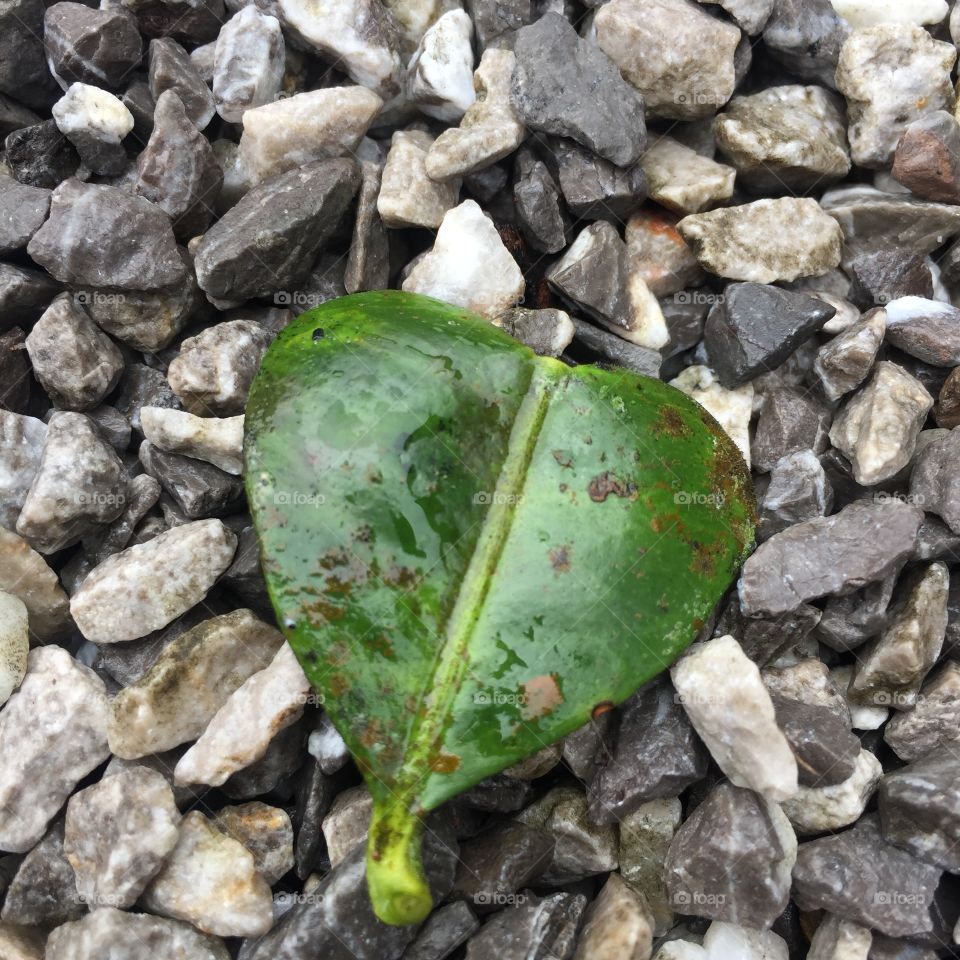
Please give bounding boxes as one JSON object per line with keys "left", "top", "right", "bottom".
{"left": 2, "top": 0, "right": 960, "bottom": 958}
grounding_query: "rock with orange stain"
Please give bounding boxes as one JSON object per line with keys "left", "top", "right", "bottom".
{"left": 626, "top": 209, "right": 705, "bottom": 298}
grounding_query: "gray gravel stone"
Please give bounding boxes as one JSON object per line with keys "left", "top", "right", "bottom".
{"left": 4, "top": 121, "right": 79, "bottom": 189}
{"left": 0, "top": 96, "right": 40, "bottom": 139}
{"left": 762, "top": 0, "right": 850, "bottom": 88}
{"left": 212, "top": 6, "right": 284, "bottom": 123}
{"left": 405, "top": 901, "right": 479, "bottom": 960}
{"left": 510, "top": 13, "right": 646, "bottom": 167}
{"left": 0, "top": 0, "right": 58, "bottom": 110}
{"left": 140, "top": 439, "right": 244, "bottom": 517}
{"left": 512, "top": 148, "right": 568, "bottom": 255}
{"left": 494, "top": 307, "right": 573, "bottom": 358}
{"left": 884, "top": 297, "right": 960, "bottom": 367}
{"left": 122, "top": 0, "right": 225, "bottom": 44}
{"left": 569, "top": 317, "right": 661, "bottom": 378}
{"left": 626, "top": 208, "right": 705, "bottom": 298}
{"left": 0, "top": 263, "right": 62, "bottom": 325}
{"left": 0, "top": 528, "right": 70, "bottom": 641}
{"left": 195, "top": 158, "right": 359, "bottom": 302}
{"left": 739, "top": 500, "right": 923, "bottom": 616}
{"left": 27, "top": 178, "right": 186, "bottom": 291}
{"left": 571, "top": 873, "right": 653, "bottom": 960}
{"left": 813, "top": 308, "right": 886, "bottom": 401}
{"left": 16, "top": 411, "right": 127, "bottom": 554}
{"left": 909, "top": 428, "right": 960, "bottom": 533}
{"left": 136, "top": 90, "right": 223, "bottom": 241}
{"left": 212, "top": 802, "right": 294, "bottom": 885}
{"left": 377, "top": 128, "right": 460, "bottom": 230}
{"left": 0, "top": 178, "right": 50, "bottom": 255}
{"left": 892, "top": 111, "right": 960, "bottom": 204}
{"left": 760, "top": 450, "right": 833, "bottom": 538}
{"left": 792, "top": 815, "right": 942, "bottom": 938}
{"left": 752, "top": 388, "right": 831, "bottom": 474}
{"left": 815, "top": 567, "right": 901, "bottom": 653}
{"left": 52, "top": 83, "right": 133, "bottom": 176}
{"left": 0, "top": 411, "right": 45, "bottom": 532}
{"left": 771, "top": 694, "right": 860, "bottom": 787}
{"left": 465, "top": 891, "right": 586, "bottom": 960}
{"left": 148, "top": 37, "right": 216, "bottom": 130}
{"left": 884, "top": 660, "right": 960, "bottom": 761}
{"left": 463, "top": 0, "right": 534, "bottom": 49}
{"left": 848, "top": 252, "right": 933, "bottom": 311}
{"left": 664, "top": 782, "right": 796, "bottom": 929}
{"left": 0, "top": 328, "right": 30, "bottom": 414}
{"left": 345, "top": 147, "right": 389, "bottom": 295}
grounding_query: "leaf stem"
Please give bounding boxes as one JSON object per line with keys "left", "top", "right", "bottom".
{"left": 366, "top": 799, "right": 432, "bottom": 925}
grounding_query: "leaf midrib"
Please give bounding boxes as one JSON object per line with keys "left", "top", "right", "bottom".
{"left": 391, "top": 359, "right": 561, "bottom": 812}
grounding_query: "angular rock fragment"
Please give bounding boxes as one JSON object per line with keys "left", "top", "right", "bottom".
{"left": 835, "top": 24, "right": 956, "bottom": 168}
{"left": 108, "top": 608, "right": 284, "bottom": 757}
{"left": 4, "top": 120, "right": 79, "bottom": 189}
{"left": 0, "top": 528, "right": 70, "bottom": 641}
{"left": 848, "top": 249, "right": 934, "bottom": 314}
{"left": 16, "top": 412, "right": 127, "bottom": 554}
{"left": 714, "top": 85, "right": 851, "bottom": 192}
{"left": 0, "top": 647, "right": 109, "bottom": 853}
{"left": 0, "top": 96, "right": 40, "bottom": 138}
{"left": 494, "top": 307, "right": 573, "bottom": 358}
{"left": 771, "top": 694, "right": 860, "bottom": 787}
{"left": 594, "top": 0, "right": 740, "bottom": 121}
{"left": 829, "top": 361, "right": 933, "bottom": 486}
{"left": 572, "top": 873, "right": 653, "bottom": 960}
{"left": 213, "top": 6, "right": 284, "bottom": 123}
{"left": 892, "top": 111, "right": 960, "bottom": 203}
{"left": 24, "top": 294, "right": 123, "bottom": 411}
{"left": 426, "top": 49, "right": 526, "bottom": 182}
{"left": 407, "top": 9, "right": 475, "bottom": 123}
{"left": 345, "top": 146, "right": 389, "bottom": 294}
{"left": 194, "top": 159, "right": 360, "bottom": 301}
{"left": 813, "top": 309, "right": 886, "bottom": 401}
{"left": 466, "top": 892, "right": 586, "bottom": 960}
{"left": 140, "top": 439, "right": 243, "bottom": 518}
{"left": 45, "top": 908, "right": 230, "bottom": 960}
{"left": 546, "top": 221, "right": 667, "bottom": 350}
{"left": 377, "top": 129, "right": 460, "bottom": 229}
{"left": 672, "top": 634, "right": 798, "bottom": 801}
{"left": 70, "top": 519, "right": 237, "bottom": 644}
{"left": 140, "top": 407, "right": 243, "bottom": 474}
{"left": 884, "top": 297, "right": 960, "bottom": 367}
{"left": 0, "top": 411, "right": 46, "bottom": 532}
{"left": 935, "top": 368, "right": 960, "bottom": 428}
{"left": 512, "top": 148, "right": 568, "bottom": 254}
{"left": 807, "top": 915, "right": 872, "bottom": 960}
{"left": 510, "top": 13, "right": 646, "bottom": 167}
{"left": 678, "top": 198, "right": 844, "bottom": 283}
{"left": 321, "top": 785, "right": 372, "bottom": 867}
{"left": 237, "top": 87, "right": 381, "bottom": 185}
{"left": 63, "top": 767, "right": 181, "bottom": 908}
{"left": 148, "top": 37, "right": 215, "bottom": 129}
{"left": 402, "top": 200, "right": 524, "bottom": 319}
{"left": 739, "top": 500, "right": 923, "bottom": 616}
{"left": 213, "top": 802, "right": 294, "bottom": 885}
{"left": 670, "top": 365, "right": 753, "bottom": 466}
{"left": 752, "top": 389, "right": 831, "bottom": 474}
{"left": 0, "top": 179, "right": 50, "bottom": 256}
{"left": 52, "top": 83, "right": 132, "bottom": 176}
{"left": 848, "top": 563, "right": 949, "bottom": 710}
{"left": 44, "top": 1, "right": 143, "bottom": 89}
{"left": 0, "top": 591, "right": 27, "bottom": 708}
{"left": 884, "top": 660, "right": 960, "bottom": 761}
{"left": 910, "top": 429, "right": 960, "bottom": 533}
{"left": 405, "top": 901, "right": 479, "bottom": 960}
{"left": 626, "top": 208, "right": 705, "bottom": 298}
{"left": 760, "top": 452, "right": 832, "bottom": 539}
{"left": 28, "top": 179, "right": 185, "bottom": 291}
{"left": 463, "top": 0, "right": 535, "bottom": 50}
{"left": 136, "top": 90, "right": 224, "bottom": 241}
{"left": 664, "top": 782, "right": 796, "bottom": 929}
{"left": 792, "top": 815, "right": 942, "bottom": 937}
{"left": 570, "top": 317, "right": 661, "bottom": 378}
{"left": 640, "top": 136, "right": 735, "bottom": 215}
{"left": 142, "top": 811, "right": 274, "bottom": 937}
{"left": 0, "top": 0, "right": 56, "bottom": 110}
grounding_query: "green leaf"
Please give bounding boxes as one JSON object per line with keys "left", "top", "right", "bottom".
{"left": 244, "top": 291, "right": 755, "bottom": 925}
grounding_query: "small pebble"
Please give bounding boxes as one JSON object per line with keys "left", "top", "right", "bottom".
{"left": 752, "top": 389, "right": 831, "bottom": 474}
{"left": 407, "top": 10, "right": 475, "bottom": 123}
{"left": 51, "top": 83, "right": 133, "bottom": 176}
{"left": 0, "top": 592, "right": 27, "bottom": 707}
{"left": 213, "top": 802, "right": 294, "bottom": 885}
{"left": 465, "top": 891, "right": 586, "bottom": 960}
{"left": 640, "top": 136, "right": 735, "bottom": 215}
{"left": 807, "top": 914, "right": 872, "bottom": 960}
{"left": 494, "top": 307, "right": 574, "bottom": 358}
{"left": 0, "top": 528, "right": 70, "bottom": 641}
{"left": 0, "top": 410, "right": 46, "bottom": 531}
{"left": 321, "top": 784, "right": 373, "bottom": 867}
{"left": 813, "top": 308, "right": 886, "bottom": 401}
{"left": 212, "top": 7, "right": 284, "bottom": 124}
{"left": 140, "top": 407, "right": 244, "bottom": 474}
{"left": 0, "top": 178, "right": 50, "bottom": 257}
{"left": 625, "top": 208, "right": 705, "bottom": 298}
{"left": 148, "top": 37, "right": 215, "bottom": 130}
{"left": 377, "top": 129, "right": 460, "bottom": 229}
{"left": 512, "top": 147, "right": 568, "bottom": 254}
{"left": 884, "top": 296, "right": 960, "bottom": 367}
{"left": 892, "top": 111, "right": 960, "bottom": 203}
{"left": 909, "top": 428, "right": 960, "bottom": 533}
{"left": 571, "top": 873, "right": 654, "bottom": 960}
{"left": 884, "top": 660, "right": 960, "bottom": 761}
{"left": 4, "top": 120, "right": 79, "bottom": 189}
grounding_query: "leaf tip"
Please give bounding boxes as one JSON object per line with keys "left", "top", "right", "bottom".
{"left": 366, "top": 801, "right": 433, "bottom": 926}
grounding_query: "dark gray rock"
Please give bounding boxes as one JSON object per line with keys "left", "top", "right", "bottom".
{"left": 542, "top": 137, "right": 647, "bottom": 221}
{"left": 114, "top": 363, "right": 182, "bottom": 434}
{"left": 136, "top": 91, "right": 223, "bottom": 241}
{"left": 194, "top": 158, "right": 360, "bottom": 301}
{"left": 83, "top": 473, "right": 161, "bottom": 567}
{"left": 511, "top": 13, "right": 646, "bottom": 167}
{"left": 664, "top": 782, "right": 795, "bottom": 929}
{"left": 139, "top": 439, "right": 244, "bottom": 519}
{"left": 884, "top": 660, "right": 960, "bottom": 762}
{"left": 292, "top": 756, "right": 335, "bottom": 879}
{"left": 0, "top": 0, "right": 58, "bottom": 109}
{"left": 762, "top": 0, "right": 851, "bottom": 89}
{"left": 463, "top": 0, "right": 535, "bottom": 50}
{"left": 220, "top": 525, "right": 270, "bottom": 613}
{"left": 0, "top": 94, "right": 40, "bottom": 139}
{"left": 588, "top": 678, "right": 708, "bottom": 824}
{"left": 914, "top": 514, "right": 960, "bottom": 563}
{"left": 513, "top": 148, "right": 568, "bottom": 254}
{"left": 704, "top": 283, "right": 834, "bottom": 387}
{"left": 0, "top": 820, "right": 83, "bottom": 926}
{"left": 759, "top": 450, "right": 833, "bottom": 538}
{"left": 847, "top": 251, "right": 933, "bottom": 310}
{"left": 461, "top": 775, "right": 535, "bottom": 813}
{"left": 892, "top": 111, "right": 960, "bottom": 204}
{"left": 27, "top": 179, "right": 186, "bottom": 291}
{"left": 44, "top": 2, "right": 143, "bottom": 89}
{"left": 345, "top": 153, "right": 389, "bottom": 295}
{"left": 771, "top": 694, "right": 860, "bottom": 786}
{"left": 0, "top": 178, "right": 50, "bottom": 255}
{"left": 714, "top": 597, "right": 821, "bottom": 667}
{"left": 404, "top": 901, "right": 479, "bottom": 960}
{"left": 221, "top": 717, "right": 306, "bottom": 801}
{"left": 0, "top": 327, "right": 30, "bottom": 413}
{"left": 0, "top": 263, "right": 61, "bottom": 326}
{"left": 792, "top": 815, "right": 942, "bottom": 937}
{"left": 910, "top": 429, "right": 960, "bottom": 534}
{"left": 122, "top": 80, "right": 155, "bottom": 142}
{"left": 239, "top": 830, "right": 459, "bottom": 960}
{"left": 25, "top": 293, "right": 124, "bottom": 411}
{"left": 739, "top": 500, "right": 923, "bottom": 617}
{"left": 569, "top": 317, "right": 661, "bottom": 378}
{"left": 495, "top": 307, "right": 573, "bottom": 358}
{"left": 885, "top": 297, "right": 960, "bottom": 368}
{"left": 816, "top": 566, "right": 901, "bottom": 653}
{"left": 452, "top": 822, "right": 554, "bottom": 910}
{"left": 880, "top": 747, "right": 960, "bottom": 872}
{"left": 148, "top": 37, "right": 215, "bottom": 130}
{"left": 813, "top": 307, "right": 886, "bottom": 401}
{"left": 659, "top": 295, "right": 709, "bottom": 360}
{"left": 124, "top": 0, "right": 225, "bottom": 45}
{"left": 752, "top": 387, "right": 832, "bottom": 474}
{"left": 464, "top": 891, "right": 586, "bottom": 960}
{"left": 4, "top": 121, "right": 80, "bottom": 189}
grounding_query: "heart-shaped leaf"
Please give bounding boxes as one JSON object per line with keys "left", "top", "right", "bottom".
{"left": 245, "top": 291, "right": 755, "bottom": 924}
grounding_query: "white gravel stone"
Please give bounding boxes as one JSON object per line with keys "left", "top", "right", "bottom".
{"left": 407, "top": 9, "right": 474, "bottom": 122}
{"left": 425, "top": 48, "right": 526, "bottom": 182}
{"left": 0, "top": 924, "right": 43, "bottom": 960}
{"left": 0, "top": 646, "right": 109, "bottom": 853}
{"left": 836, "top": 24, "right": 956, "bottom": 168}
{"left": 640, "top": 135, "right": 735, "bottom": 215}
{"left": 671, "top": 634, "right": 799, "bottom": 802}
{"left": 63, "top": 767, "right": 181, "bottom": 909}
{"left": 829, "top": 0, "right": 947, "bottom": 27}
{"left": 377, "top": 128, "right": 460, "bottom": 228}
{"left": 807, "top": 914, "right": 872, "bottom": 960}
{"left": 402, "top": 199, "right": 524, "bottom": 318}
{"left": 175, "top": 642, "right": 310, "bottom": 787}
{"left": 829, "top": 665, "right": 889, "bottom": 730}
{"left": 572, "top": 873, "right": 654, "bottom": 960}
{"left": 702, "top": 922, "right": 789, "bottom": 960}
{"left": 70, "top": 518, "right": 238, "bottom": 644}
{"left": 108, "top": 608, "right": 285, "bottom": 759}
{"left": 45, "top": 910, "right": 230, "bottom": 960}
{"left": 0, "top": 591, "right": 27, "bottom": 707}
{"left": 238, "top": 87, "right": 382, "bottom": 185}
{"left": 828, "top": 360, "right": 933, "bottom": 485}
{"left": 213, "top": 7, "right": 284, "bottom": 124}
{"left": 308, "top": 714, "right": 350, "bottom": 773}
{"left": 322, "top": 784, "right": 373, "bottom": 867}
{"left": 274, "top": 0, "right": 402, "bottom": 97}
{"left": 141, "top": 811, "right": 274, "bottom": 938}
{"left": 51, "top": 82, "right": 134, "bottom": 174}
{"left": 0, "top": 411, "right": 45, "bottom": 532}
{"left": 696, "top": 0, "right": 773, "bottom": 33}
{"left": 139, "top": 407, "right": 244, "bottom": 474}
{"left": 780, "top": 748, "right": 882, "bottom": 835}
{"left": 0, "top": 528, "right": 70, "bottom": 642}
{"left": 595, "top": 0, "right": 741, "bottom": 120}
{"left": 669, "top": 365, "right": 753, "bottom": 467}
{"left": 678, "top": 198, "right": 844, "bottom": 283}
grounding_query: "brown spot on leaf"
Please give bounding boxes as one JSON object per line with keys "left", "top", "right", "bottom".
{"left": 592, "top": 701, "right": 614, "bottom": 719}
{"left": 521, "top": 674, "right": 563, "bottom": 722}
{"left": 552, "top": 449, "right": 573, "bottom": 468}
{"left": 430, "top": 753, "right": 460, "bottom": 774}
{"left": 654, "top": 405, "right": 691, "bottom": 438}
{"left": 587, "top": 472, "right": 637, "bottom": 503}
{"left": 549, "top": 544, "right": 572, "bottom": 573}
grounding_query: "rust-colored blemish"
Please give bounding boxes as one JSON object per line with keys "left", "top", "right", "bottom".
{"left": 591, "top": 701, "right": 614, "bottom": 719}
{"left": 430, "top": 753, "right": 461, "bottom": 774}
{"left": 552, "top": 449, "right": 573, "bottom": 468}
{"left": 654, "top": 405, "right": 691, "bottom": 438}
{"left": 692, "top": 617, "right": 705, "bottom": 632}
{"left": 549, "top": 544, "right": 572, "bottom": 573}
{"left": 587, "top": 472, "right": 637, "bottom": 503}
{"left": 521, "top": 674, "right": 563, "bottom": 721}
